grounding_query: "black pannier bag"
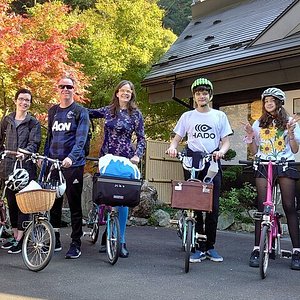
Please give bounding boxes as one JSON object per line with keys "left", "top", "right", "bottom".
{"left": 93, "top": 174, "right": 142, "bottom": 207}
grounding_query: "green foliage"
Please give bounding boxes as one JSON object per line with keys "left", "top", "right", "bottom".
{"left": 158, "top": 0, "right": 191, "bottom": 35}
{"left": 222, "top": 165, "right": 243, "bottom": 190}
{"left": 223, "top": 149, "right": 236, "bottom": 161}
{"left": 219, "top": 182, "right": 257, "bottom": 221}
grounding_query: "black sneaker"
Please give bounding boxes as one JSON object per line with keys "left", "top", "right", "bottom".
{"left": 65, "top": 242, "right": 81, "bottom": 259}
{"left": 249, "top": 249, "right": 259, "bottom": 268}
{"left": 8, "top": 240, "right": 22, "bottom": 254}
{"left": 1, "top": 237, "right": 16, "bottom": 249}
{"left": 291, "top": 250, "right": 300, "bottom": 270}
{"left": 55, "top": 232, "right": 62, "bottom": 252}
{"left": 119, "top": 243, "right": 129, "bottom": 258}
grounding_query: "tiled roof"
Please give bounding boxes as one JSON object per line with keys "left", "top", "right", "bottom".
{"left": 144, "top": 0, "right": 297, "bottom": 81}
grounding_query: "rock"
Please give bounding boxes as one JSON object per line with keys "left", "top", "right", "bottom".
{"left": 81, "top": 173, "right": 93, "bottom": 219}
{"left": 131, "top": 180, "right": 158, "bottom": 218}
{"left": 129, "top": 217, "right": 148, "bottom": 226}
{"left": 217, "top": 212, "right": 235, "bottom": 230}
{"left": 241, "top": 223, "right": 255, "bottom": 232}
{"left": 152, "top": 209, "right": 170, "bottom": 227}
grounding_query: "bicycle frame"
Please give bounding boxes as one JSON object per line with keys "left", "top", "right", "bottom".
{"left": 175, "top": 152, "right": 213, "bottom": 273}
{"left": 261, "top": 161, "right": 278, "bottom": 255}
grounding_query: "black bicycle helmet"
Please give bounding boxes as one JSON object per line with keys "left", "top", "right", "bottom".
{"left": 261, "top": 87, "right": 286, "bottom": 105}
{"left": 6, "top": 168, "right": 29, "bottom": 191}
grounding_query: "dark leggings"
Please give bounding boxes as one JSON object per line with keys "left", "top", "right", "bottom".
{"left": 6, "top": 188, "right": 29, "bottom": 231}
{"left": 255, "top": 177, "right": 300, "bottom": 248}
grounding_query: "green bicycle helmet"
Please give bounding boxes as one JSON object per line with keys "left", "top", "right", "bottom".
{"left": 191, "top": 78, "right": 213, "bottom": 92}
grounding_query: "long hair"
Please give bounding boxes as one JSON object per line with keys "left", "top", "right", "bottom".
{"left": 259, "top": 97, "right": 289, "bottom": 130}
{"left": 109, "top": 80, "right": 137, "bottom": 116}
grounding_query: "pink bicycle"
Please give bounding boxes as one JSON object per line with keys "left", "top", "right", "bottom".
{"left": 240, "top": 158, "right": 300, "bottom": 279}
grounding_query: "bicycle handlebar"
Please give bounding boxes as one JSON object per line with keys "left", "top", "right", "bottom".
{"left": 239, "top": 159, "right": 300, "bottom": 167}
{"left": 18, "top": 148, "right": 62, "bottom": 165}
{"left": 86, "top": 156, "right": 99, "bottom": 162}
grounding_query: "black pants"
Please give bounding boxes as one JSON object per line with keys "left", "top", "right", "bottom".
{"left": 184, "top": 163, "right": 222, "bottom": 251}
{"left": 50, "top": 166, "right": 84, "bottom": 246}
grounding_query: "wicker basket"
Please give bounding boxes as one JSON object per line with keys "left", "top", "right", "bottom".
{"left": 16, "top": 189, "right": 56, "bottom": 214}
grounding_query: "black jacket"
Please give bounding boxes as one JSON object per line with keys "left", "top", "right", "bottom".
{"left": 0, "top": 112, "right": 41, "bottom": 180}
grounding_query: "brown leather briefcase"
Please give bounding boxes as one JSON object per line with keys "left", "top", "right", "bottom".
{"left": 171, "top": 179, "right": 213, "bottom": 212}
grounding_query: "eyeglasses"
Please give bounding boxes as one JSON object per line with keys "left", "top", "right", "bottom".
{"left": 17, "top": 97, "right": 31, "bottom": 103}
{"left": 58, "top": 85, "right": 74, "bottom": 90}
{"left": 119, "top": 89, "right": 133, "bottom": 94}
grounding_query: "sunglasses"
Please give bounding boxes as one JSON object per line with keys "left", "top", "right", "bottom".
{"left": 58, "top": 85, "right": 74, "bottom": 90}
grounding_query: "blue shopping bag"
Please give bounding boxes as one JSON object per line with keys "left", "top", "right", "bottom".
{"left": 98, "top": 154, "right": 140, "bottom": 179}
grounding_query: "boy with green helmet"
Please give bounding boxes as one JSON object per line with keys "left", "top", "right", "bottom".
{"left": 167, "top": 77, "right": 233, "bottom": 263}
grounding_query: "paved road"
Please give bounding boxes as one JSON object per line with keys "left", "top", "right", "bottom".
{"left": 0, "top": 226, "right": 300, "bottom": 300}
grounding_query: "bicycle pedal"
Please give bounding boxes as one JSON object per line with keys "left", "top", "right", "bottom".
{"left": 177, "top": 230, "right": 183, "bottom": 239}
{"left": 196, "top": 233, "right": 207, "bottom": 242}
{"left": 281, "top": 250, "right": 292, "bottom": 258}
{"left": 252, "top": 212, "right": 263, "bottom": 220}
{"left": 83, "top": 231, "right": 91, "bottom": 237}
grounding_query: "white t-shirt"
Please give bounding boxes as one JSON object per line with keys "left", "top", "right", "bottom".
{"left": 252, "top": 117, "right": 300, "bottom": 160}
{"left": 174, "top": 109, "right": 233, "bottom": 153}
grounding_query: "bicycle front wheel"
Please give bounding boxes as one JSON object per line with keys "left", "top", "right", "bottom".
{"left": 259, "top": 225, "right": 270, "bottom": 279}
{"left": 22, "top": 219, "right": 55, "bottom": 272}
{"left": 106, "top": 215, "right": 120, "bottom": 265}
{"left": 90, "top": 213, "right": 100, "bottom": 244}
{"left": 184, "top": 220, "right": 193, "bottom": 273}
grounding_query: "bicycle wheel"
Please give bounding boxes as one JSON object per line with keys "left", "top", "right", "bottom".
{"left": 184, "top": 220, "right": 193, "bottom": 273}
{"left": 22, "top": 219, "right": 55, "bottom": 272}
{"left": 259, "top": 225, "right": 270, "bottom": 279}
{"left": 0, "top": 224, "right": 4, "bottom": 239}
{"left": 88, "top": 205, "right": 99, "bottom": 244}
{"left": 106, "top": 214, "right": 120, "bottom": 265}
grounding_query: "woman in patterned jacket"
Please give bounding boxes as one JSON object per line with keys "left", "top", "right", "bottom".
{"left": 89, "top": 80, "right": 145, "bottom": 258}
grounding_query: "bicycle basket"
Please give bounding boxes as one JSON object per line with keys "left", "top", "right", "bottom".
{"left": 171, "top": 180, "right": 213, "bottom": 212}
{"left": 16, "top": 189, "right": 56, "bottom": 214}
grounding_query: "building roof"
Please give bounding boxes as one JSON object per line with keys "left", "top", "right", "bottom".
{"left": 142, "top": 0, "right": 300, "bottom": 104}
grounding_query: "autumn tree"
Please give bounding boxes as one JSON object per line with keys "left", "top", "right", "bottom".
{"left": 0, "top": 0, "right": 90, "bottom": 121}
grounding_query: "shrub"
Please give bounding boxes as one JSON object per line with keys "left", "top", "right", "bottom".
{"left": 219, "top": 182, "right": 256, "bottom": 222}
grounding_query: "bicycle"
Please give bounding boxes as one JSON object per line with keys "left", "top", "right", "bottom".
{"left": 14, "top": 148, "right": 64, "bottom": 272}
{"left": 84, "top": 157, "right": 121, "bottom": 265}
{"left": 171, "top": 151, "right": 214, "bottom": 273}
{"left": 239, "top": 157, "right": 300, "bottom": 279}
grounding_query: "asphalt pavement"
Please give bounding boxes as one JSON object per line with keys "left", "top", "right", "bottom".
{"left": 0, "top": 225, "right": 300, "bottom": 300}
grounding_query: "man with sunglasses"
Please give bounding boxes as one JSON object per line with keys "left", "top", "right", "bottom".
{"left": 44, "top": 76, "right": 89, "bottom": 259}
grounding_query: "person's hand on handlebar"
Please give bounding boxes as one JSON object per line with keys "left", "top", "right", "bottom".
{"left": 212, "top": 150, "right": 224, "bottom": 161}
{"left": 16, "top": 151, "right": 25, "bottom": 160}
{"left": 62, "top": 157, "right": 73, "bottom": 168}
{"left": 130, "top": 155, "right": 140, "bottom": 165}
{"left": 166, "top": 146, "right": 178, "bottom": 158}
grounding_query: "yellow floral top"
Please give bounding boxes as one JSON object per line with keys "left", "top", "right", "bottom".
{"left": 252, "top": 118, "right": 300, "bottom": 160}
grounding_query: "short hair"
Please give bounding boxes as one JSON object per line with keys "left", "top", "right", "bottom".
{"left": 59, "top": 76, "right": 76, "bottom": 85}
{"left": 15, "top": 88, "right": 32, "bottom": 103}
